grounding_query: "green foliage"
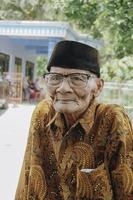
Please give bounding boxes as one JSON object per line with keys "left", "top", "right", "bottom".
{"left": 62, "top": 0, "right": 102, "bottom": 37}
{"left": 36, "top": 56, "right": 48, "bottom": 77}
{"left": 59, "top": 0, "right": 133, "bottom": 59}
{"left": 0, "top": 0, "right": 58, "bottom": 20}
{"left": 101, "top": 56, "right": 133, "bottom": 82}
{"left": 96, "top": 0, "right": 133, "bottom": 58}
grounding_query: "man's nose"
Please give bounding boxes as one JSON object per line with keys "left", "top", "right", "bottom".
{"left": 56, "top": 78, "right": 73, "bottom": 93}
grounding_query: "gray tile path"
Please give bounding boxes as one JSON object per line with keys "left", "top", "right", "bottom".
{"left": 0, "top": 104, "right": 35, "bottom": 200}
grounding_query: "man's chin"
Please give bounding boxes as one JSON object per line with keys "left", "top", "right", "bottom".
{"left": 53, "top": 102, "right": 78, "bottom": 113}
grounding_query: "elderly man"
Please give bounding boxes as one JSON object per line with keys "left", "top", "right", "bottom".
{"left": 15, "top": 41, "right": 133, "bottom": 200}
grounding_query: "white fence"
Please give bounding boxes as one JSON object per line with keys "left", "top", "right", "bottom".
{"left": 99, "top": 82, "right": 133, "bottom": 120}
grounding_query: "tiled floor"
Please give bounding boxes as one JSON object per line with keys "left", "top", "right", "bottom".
{"left": 0, "top": 104, "right": 35, "bottom": 200}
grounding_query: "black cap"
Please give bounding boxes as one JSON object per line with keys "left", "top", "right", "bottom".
{"left": 47, "top": 40, "right": 100, "bottom": 77}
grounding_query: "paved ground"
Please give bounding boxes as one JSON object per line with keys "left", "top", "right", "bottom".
{"left": 0, "top": 104, "right": 35, "bottom": 200}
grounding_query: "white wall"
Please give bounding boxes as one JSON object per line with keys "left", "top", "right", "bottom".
{"left": 0, "top": 36, "right": 36, "bottom": 78}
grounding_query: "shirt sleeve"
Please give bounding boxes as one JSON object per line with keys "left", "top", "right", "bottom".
{"left": 105, "top": 106, "right": 133, "bottom": 199}
{"left": 15, "top": 100, "right": 51, "bottom": 200}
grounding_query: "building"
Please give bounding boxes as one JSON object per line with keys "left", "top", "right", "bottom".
{"left": 0, "top": 20, "right": 102, "bottom": 80}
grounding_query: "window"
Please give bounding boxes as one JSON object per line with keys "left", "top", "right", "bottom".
{"left": 0, "top": 53, "right": 10, "bottom": 75}
{"left": 25, "top": 61, "right": 34, "bottom": 80}
{"left": 15, "top": 57, "right": 22, "bottom": 73}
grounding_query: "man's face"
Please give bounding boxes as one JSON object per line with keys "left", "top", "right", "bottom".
{"left": 46, "top": 67, "right": 103, "bottom": 115}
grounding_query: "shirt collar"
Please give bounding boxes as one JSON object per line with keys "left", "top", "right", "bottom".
{"left": 78, "top": 100, "right": 98, "bottom": 133}
{"left": 52, "top": 100, "right": 98, "bottom": 135}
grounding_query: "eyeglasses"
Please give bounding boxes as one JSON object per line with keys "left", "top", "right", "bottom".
{"left": 43, "top": 72, "right": 96, "bottom": 88}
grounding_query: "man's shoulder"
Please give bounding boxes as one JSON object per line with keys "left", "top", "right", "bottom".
{"left": 96, "top": 103, "right": 126, "bottom": 118}
{"left": 33, "top": 99, "right": 54, "bottom": 117}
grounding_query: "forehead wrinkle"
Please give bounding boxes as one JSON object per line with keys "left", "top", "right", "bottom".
{"left": 50, "top": 67, "right": 95, "bottom": 76}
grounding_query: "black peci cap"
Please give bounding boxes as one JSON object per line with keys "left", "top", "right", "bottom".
{"left": 47, "top": 40, "right": 100, "bottom": 77}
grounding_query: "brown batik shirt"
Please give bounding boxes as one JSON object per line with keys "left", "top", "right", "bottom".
{"left": 15, "top": 99, "right": 133, "bottom": 200}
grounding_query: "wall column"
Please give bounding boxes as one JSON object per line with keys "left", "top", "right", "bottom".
{"left": 22, "top": 58, "right": 26, "bottom": 78}
{"left": 48, "top": 41, "right": 56, "bottom": 60}
{"left": 9, "top": 54, "right": 14, "bottom": 73}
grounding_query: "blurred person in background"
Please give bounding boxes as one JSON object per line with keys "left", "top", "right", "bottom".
{"left": 15, "top": 41, "right": 133, "bottom": 200}
{"left": 37, "top": 77, "right": 47, "bottom": 100}
{"left": 22, "top": 77, "right": 30, "bottom": 101}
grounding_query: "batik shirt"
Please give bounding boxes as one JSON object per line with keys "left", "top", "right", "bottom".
{"left": 15, "top": 99, "right": 133, "bottom": 200}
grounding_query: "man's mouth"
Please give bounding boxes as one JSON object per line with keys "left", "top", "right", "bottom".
{"left": 56, "top": 99, "right": 76, "bottom": 103}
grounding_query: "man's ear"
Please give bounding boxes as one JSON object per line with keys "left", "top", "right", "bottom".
{"left": 94, "top": 78, "right": 104, "bottom": 97}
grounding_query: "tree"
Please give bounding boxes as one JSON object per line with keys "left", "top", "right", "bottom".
{"left": 0, "top": 0, "right": 60, "bottom": 20}
{"left": 101, "top": 56, "right": 133, "bottom": 82}
{"left": 36, "top": 56, "right": 48, "bottom": 77}
{"left": 56, "top": 0, "right": 133, "bottom": 59}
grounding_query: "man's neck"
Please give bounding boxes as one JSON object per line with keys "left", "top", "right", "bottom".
{"left": 63, "top": 113, "right": 78, "bottom": 128}
{"left": 63, "top": 99, "right": 95, "bottom": 129}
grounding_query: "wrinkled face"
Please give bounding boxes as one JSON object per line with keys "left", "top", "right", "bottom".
{"left": 45, "top": 67, "right": 103, "bottom": 115}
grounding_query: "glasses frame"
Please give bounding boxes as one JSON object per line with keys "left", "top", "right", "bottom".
{"left": 43, "top": 72, "right": 97, "bottom": 88}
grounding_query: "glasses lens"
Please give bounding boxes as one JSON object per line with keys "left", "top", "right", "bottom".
{"left": 45, "top": 74, "right": 62, "bottom": 86}
{"left": 70, "top": 74, "right": 88, "bottom": 87}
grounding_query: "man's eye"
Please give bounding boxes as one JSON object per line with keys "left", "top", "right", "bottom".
{"left": 50, "top": 75, "right": 61, "bottom": 81}
{"left": 72, "top": 76, "right": 81, "bottom": 80}
{"left": 71, "top": 75, "right": 86, "bottom": 81}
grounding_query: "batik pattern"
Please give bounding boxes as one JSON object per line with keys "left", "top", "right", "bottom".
{"left": 15, "top": 99, "right": 133, "bottom": 200}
